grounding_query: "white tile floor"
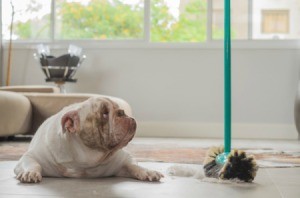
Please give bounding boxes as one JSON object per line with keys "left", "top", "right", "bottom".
{"left": 0, "top": 138, "right": 300, "bottom": 198}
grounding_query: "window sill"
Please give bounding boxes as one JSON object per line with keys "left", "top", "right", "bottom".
{"left": 2, "top": 40, "right": 300, "bottom": 50}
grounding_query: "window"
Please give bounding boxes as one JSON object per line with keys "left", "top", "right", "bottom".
{"left": 1, "top": 0, "right": 300, "bottom": 43}
{"left": 1, "top": 0, "right": 51, "bottom": 40}
{"left": 262, "top": 10, "right": 289, "bottom": 34}
{"left": 151, "top": 0, "right": 207, "bottom": 42}
{"left": 212, "top": 0, "right": 249, "bottom": 40}
{"left": 55, "top": 0, "right": 144, "bottom": 40}
{"left": 252, "top": 0, "right": 299, "bottom": 40}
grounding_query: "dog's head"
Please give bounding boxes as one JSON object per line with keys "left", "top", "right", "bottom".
{"left": 61, "top": 97, "right": 136, "bottom": 153}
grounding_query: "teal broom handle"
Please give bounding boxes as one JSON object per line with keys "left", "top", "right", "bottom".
{"left": 224, "top": 0, "right": 231, "bottom": 153}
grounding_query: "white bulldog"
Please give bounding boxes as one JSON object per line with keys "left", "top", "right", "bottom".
{"left": 14, "top": 97, "right": 163, "bottom": 183}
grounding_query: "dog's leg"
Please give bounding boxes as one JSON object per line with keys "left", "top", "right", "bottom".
{"left": 14, "top": 155, "right": 42, "bottom": 183}
{"left": 117, "top": 163, "right": 164, "bottom": 182}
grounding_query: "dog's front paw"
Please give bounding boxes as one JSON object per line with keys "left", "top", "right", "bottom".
{"left": 16, "top": 171, "right": 42, "bottom": 183}
{"left": 134, "top": 169, "right": 164, "bottom": 182}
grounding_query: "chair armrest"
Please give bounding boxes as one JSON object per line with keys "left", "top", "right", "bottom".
{"left": 0, "top": 91, "right": 32, "bottom": 136}
{"left": 23, "top": 93, "right": 133, "bottom": 134}
{"left": 0, "top": 85, "right": 60, "bottom": 93}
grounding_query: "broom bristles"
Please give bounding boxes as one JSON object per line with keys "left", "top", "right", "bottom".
{"left": 203, "top": 146, "right": 258, "bottom": 182}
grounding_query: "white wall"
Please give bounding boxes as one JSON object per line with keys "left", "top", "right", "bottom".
{"left": 1, "top": 45, "right": 300, "bottom": 139}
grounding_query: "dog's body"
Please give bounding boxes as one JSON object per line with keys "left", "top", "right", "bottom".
{"left": 14, "top": 97, "right": 163, "bottom": 183}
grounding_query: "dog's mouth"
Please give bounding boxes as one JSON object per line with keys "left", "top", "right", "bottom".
{"left": 93, "top": 119, "right": 136, "bottom": 163}
{"left": 108, "top": 118, "right": 136, "bottom": 150}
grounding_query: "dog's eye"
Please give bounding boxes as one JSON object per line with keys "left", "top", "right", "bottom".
{"left": 101, "top": 104, "right": 109, "bottom": 119}
{"left": 117, "top": 109, "right": 125, "bottom": 117}
{"left": 102, "top": 110, "right": 109, "bottom": 119}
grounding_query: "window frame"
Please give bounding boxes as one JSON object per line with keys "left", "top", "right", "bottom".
{"left": 1, "top": 0, "right": 299, "bottom": 49}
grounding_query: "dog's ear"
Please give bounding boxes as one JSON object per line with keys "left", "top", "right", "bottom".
{"left": 61, "top": 110, "right": 80, "bottom": 133}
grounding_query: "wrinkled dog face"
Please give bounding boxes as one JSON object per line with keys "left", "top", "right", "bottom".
{"left": 62, "top": 97, "right": 136, "bottom": 152}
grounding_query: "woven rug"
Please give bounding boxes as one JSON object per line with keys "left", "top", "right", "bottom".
{"left": 1, "top": 139, "right": 300, "bottom": 168}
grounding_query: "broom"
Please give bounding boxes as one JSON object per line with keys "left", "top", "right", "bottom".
{"left": 203, "top": 0, "right": 258, "bottom": 182}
